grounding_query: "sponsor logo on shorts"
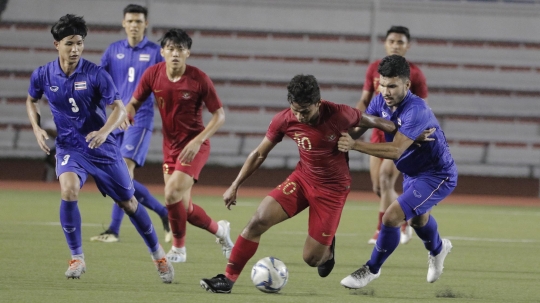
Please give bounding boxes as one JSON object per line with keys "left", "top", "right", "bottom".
{"left": 116, "top": 53, "right": 125, "bottom": 59}
{"left": 413, "top": 190, "right": 422, "bottom": 198}
{"left": 322, "top": 232, "right": 332, "bottom": 237}
{"left": 179, "top": 162, "right": 191, "bottom": 166}
{"left": 125, "top": 145, "right": 134, "bottom": 151}
{"left": 50, "top": 86, "right": 59, "bottom": 92}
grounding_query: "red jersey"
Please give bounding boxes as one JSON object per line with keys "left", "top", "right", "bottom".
{"left": 266, "top": 100, "right": 362, "bottom": 187}
{"left": 134, "top": 62, "right": 223, "bottom": 153}
{"left": 363, "top": 59, "right": 428, "bottom": 99}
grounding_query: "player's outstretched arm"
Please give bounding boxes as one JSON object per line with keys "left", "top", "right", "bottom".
{"left": 338, "top": 131, "right": 413, "bottom": 160}
{"left": 223, "top": 137, "right": 277, "bottom": 210}
{"left": 358, "top": 113, "right": 397, "bottom": 134}
{"left": 26, "top": 94, "right": 50, "bottom": 155}
{"left": 86, "top": 99, "right": 125, "bottom": 149}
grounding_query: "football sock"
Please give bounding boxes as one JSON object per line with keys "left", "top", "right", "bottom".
{"left": 376, "top": 211, "right": 384, "bottom": 231}
{"left": 187, "top": 203, "right": 218, "bottom": 234}
{"left": 366, "top": 223, "right": 400, "bottom": 274}
{"left": 108, "top": 203, "right": 124, "bottom": 235}
{"left": 60, "top": 200, "right": 83, "bottom": 256}
{"left": 127, "top": 203, "right": 159, "bottom": 253}
{"left": 225, "top": 235, "right": 259, "bottom": 282}
{"left": 167, "top": 201, "right": 187, "bottom": 248}
{"left": 413, "top": 215, "right": 443, "bottom": 256}
{"left": 133, "top": 180, "right": 168, "bottom": 217}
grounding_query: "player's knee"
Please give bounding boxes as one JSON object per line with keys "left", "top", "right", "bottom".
{"left": 60, "top": 186, "right": 79, "bottom": 201}
{"left": 381, "top": 210, "right": 402, "bottom": 227}
{"left": 116, "top": 198, "right": 137, "bottom": 215}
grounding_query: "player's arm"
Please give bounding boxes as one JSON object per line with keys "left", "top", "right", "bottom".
{"left": 356, "top": 89, "right": 373, "bottom": 112}
{"left": 124, "top": 96, "right": 144, "bottom": 126}
{"left": 26, "top": 94, "right": 50, "bottom": 154}
{"left": 179, "top": 107, "right": 225, "bottom": 164}
{"left": 338, "top": 131, "right": 413, "bottom": 160}
{"left": 223, "top": 137, "right": 277, "bottom": 210}
{"left": 86, "top": 99, "right": 126, "bottom": 149}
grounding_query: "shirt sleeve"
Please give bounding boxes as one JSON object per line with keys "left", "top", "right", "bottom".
{"left": 365, "top": 95, "right": 381, "bottom": 116}
{"left": 338, "top": 104, "right": 362, "bottom": 129}
{"left": 362, "top": 62, "right": 377, "bottom": 92}
{"left": 100, "top": 46, "right": 110, "bottom": 72}
{"left": 265, "top": 112, "right": 286, "bottom": 144}
{"left": 398, "top": 104, "right": 431, "bottom": 140}
{"left": 28, "top": 68, "right": 44, "bottom": 100}
{"left": 96, "top": 67, "right": 120, "bottom": 105}
{"left": 411, "top": 68, "right": 428, "bottom": 99}
{"left": 200, "top": 72, "right": 223, "bottom": 113}
{"left": 133, "top": 67, "right": 154, "bottom": 102}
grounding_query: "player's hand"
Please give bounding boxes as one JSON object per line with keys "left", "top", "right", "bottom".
{"left": 348, "top": 127, "right": 363, "bottom": 140}
{"left": 119, "top": 115, "right": 133, "bottom": 131}
{"left": 223, "top": 185, "right": 238, "bottom": 210}
{"left": 178, "top": 140, "right": 202, "bottom": 164}
{"left": 337, "top": 132, "right": 355, "bottom": 152}
{"left": 86, "top": 130, "right": 109, "bottom": 149}
{"left": 33, "top": 127, "right": 50, "bottom": 155}
{"left": 414, "top": 128, "right": 436, "bottom": 146}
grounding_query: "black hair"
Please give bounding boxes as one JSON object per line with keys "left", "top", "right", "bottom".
{"left": 123, "top": 4, "right": 148, "bottom": 19}
{"left": 386, "top": 25, "right": 410, "bottom": 41}
{"left": 377, "top": 55, "right": 410, "bottom": 80}
{"left": 51, "top": 14, "right": 87, "bottom": 42}
{"left": 159, "top": 29, "right": 192, "bottom": 49}
{"left": 287, "top": 74, "right": 321, "bottom": 106}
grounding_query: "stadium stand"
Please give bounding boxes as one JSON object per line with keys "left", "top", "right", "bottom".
{"left": 0, "top": 0, "right": 539, "bottom": 180}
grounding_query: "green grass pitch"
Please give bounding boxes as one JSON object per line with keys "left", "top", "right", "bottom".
{"left": 0, "top": 188, "right": 539, "bottom": 303}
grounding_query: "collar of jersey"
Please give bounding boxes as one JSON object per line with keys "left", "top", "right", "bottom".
{"left": 54, "top": 57, "right": 84, "bottom": 77}
{"left": 122, "top": 36, "right": 149, "bottom": 49}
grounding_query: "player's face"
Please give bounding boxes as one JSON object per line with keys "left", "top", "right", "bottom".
{"left": 161, "top": 42, "right": 190, "bottom": 69}
{"left": 384, "top": 33, "right": 410, "bottom": 57}
{"left": 54, "top": 35, "right": 84, "bottom": 65}
{"left": 290, "top": 100, "right": 321, "bottom": 125}
{"left": 378, "top": 76, "right": 410, "bottom": 108}
{"left": 122, "top": 13, "right": 147, "bottom": 41}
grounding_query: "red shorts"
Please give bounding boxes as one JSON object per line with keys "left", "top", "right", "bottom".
{"left": 370, "top": 128, "right": 387, "bottom": 143}
{"left": 162, "top": 141, "right": 210, "bottom": 181}
{"left": 268, "top": 170, "right": 350, "bottom": 246}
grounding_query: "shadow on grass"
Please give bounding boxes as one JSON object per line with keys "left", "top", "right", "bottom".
{"left": 350, "top": 288, "right": 375, "bottom": 296}
{"left": 435, "top": 287, "right": 472, "bottom": 299}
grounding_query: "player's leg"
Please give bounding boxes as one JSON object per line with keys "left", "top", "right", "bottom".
{"left": 341, "top": 200, "right": 404, "bottom": 289}
{"left": 56, "top": 152, "right": 88, "bottom": 279}
{"left": 200, "top": 196, "right": 290, "bottom": 293}
{"left": 379, "top": 159, "right": 411, "bottom": 244}
{"left": 94, "top": 158, "right": 173, "bottom": 283}
{"left": 163, "top": 170, "right": 191, "bottom": 262}
{"left": 367, "top": 155, "right": 383, "bottom": 244}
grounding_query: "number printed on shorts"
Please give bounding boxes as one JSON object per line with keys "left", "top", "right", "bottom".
{"left": 61, "top": 155, "right": 70, "bottom": 166}
{"left": 128, "top": 67, "right": 135, "bottom": 82}
{"left": 68, "top": 98, "right": 79, "bottom": 113}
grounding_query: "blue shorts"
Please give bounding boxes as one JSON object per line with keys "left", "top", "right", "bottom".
{"left": 397, "top": 173, "right": 457, "bottom": 220}
{"left": 55, "top": 151, "right": 134, "bottom": 202}
{"left": 115, "top": 126, "right": 152, "bottom": 167}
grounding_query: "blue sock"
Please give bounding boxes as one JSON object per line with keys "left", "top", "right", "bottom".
{"left": 128, "top": 203, "right": 160, "bottom": 253}
{"left": 60, "top": 200, "right": 83, "bottom": 256}
{"left": 108, "top": 203, "right": 124, "bottom": 235}
{"left": 133, "top": 180, "right": 168, "bottom": 218}
{"left": 413, "top": 215, "right": 443, "bottom": 256}
{"left": 366, "top": 224, "right": 400, "bottom": 274}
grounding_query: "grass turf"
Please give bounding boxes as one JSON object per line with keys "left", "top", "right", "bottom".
{"left": 0, "top": 188, "right": 539, "bottom": 303}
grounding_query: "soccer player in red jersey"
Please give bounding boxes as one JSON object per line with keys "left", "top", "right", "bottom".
{"left": 356, "top": 26, "right": 428, "bottom": 245}
{"left": 200, "top": 74, "right": 399, "bottom": 294}
{"left": 125, "top": 29, "right": 234, "bottom": 264}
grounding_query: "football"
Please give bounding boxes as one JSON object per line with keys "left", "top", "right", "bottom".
{"left": 251, "top": 256, "right": 289, "bottom": 293}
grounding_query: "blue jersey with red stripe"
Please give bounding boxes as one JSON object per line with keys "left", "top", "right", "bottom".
{"left": 366, "top": 91, "right": 457, "bottom": 177}
{"left": 28, "top": 58, "right": 121, "bottom": 163}
{"left": 100, "top": 37, "right": 163, "bottom": 130}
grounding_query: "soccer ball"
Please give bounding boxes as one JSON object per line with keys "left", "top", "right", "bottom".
{"left": 251, "top": 256, "right": 289, "bottom": 293}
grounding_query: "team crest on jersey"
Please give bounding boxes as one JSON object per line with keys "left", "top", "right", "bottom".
{"left": 74, "top": 81, "right": 87, "bottom": 90}
{"left": 325, "top": 133, "right": 336, "bottom": 141}
{"left": 139, "top": 54, "right": 150, "bottom": 61}
{"left": 182, "top": 92, "right": 191, "bottom": 99}
{"left": 49, "top": 86, "right": 59, "bottom": 92}
{"left": 116, "top": 53, "right": 125, "bottom": 59}
{"left": 382, "top": 112, "right": 388, "bottom": 118}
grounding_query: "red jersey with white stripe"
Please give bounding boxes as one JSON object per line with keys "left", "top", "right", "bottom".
{"left": 134, "top": 62, "right": 222, "bottom": 153}
{"left": 266, "top": 100, "right": 362, "bottom": 187}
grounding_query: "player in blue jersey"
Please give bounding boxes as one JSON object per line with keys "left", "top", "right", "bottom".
{"left": 89, "top": 4, "right": 170, "bottom": 244}
{"left": 338, "top": 55, "right": 457, "bottom": 288}
{"left": 25, "top": 14, "right": 173, "bottom": 283}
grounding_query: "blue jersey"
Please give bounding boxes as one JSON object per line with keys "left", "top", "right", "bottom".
{"left": 366, "top": 91, "right": 457, "bottom": 177}
{"left": 28, "top": 58, "right": 121, "bottom": 164}
{"left": 100, "top": 37, "right": 162, "bottom": 130}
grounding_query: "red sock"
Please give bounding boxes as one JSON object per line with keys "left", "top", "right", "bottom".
{"left": 166, "top": 201, "right": 187, "bottom": 248}
{"left": 187, "top": 203, "right": 218, "bottom": 234}
{"left": 225, "top": 235, "right": 259, "bottom": 282}
{"left": 376, "top": 211, "right": 384, "bottom": 231}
